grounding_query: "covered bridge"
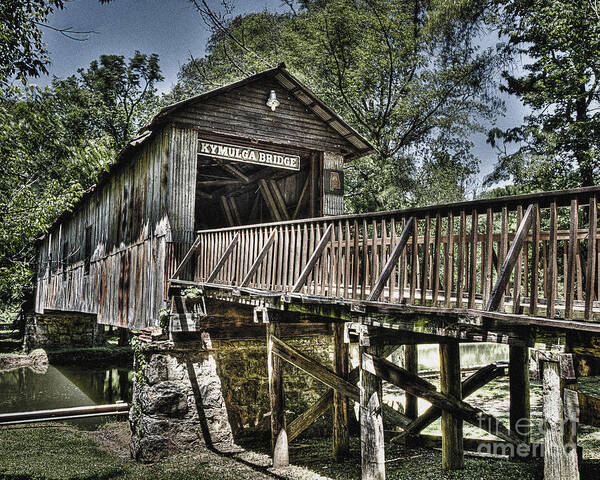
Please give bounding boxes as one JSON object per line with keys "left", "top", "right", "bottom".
{"left": 33, "top": 63, "right": 373, "bottom": 329}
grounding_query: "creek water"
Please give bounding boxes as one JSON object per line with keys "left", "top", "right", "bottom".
{"left": 0, "top": 364, "right": 132, "bottom": 429}
{"left": 0, "top": 342, "right": 507, "bottom": 431}
{"left": 418, "top": 342, "right": 508, "bottom": 370}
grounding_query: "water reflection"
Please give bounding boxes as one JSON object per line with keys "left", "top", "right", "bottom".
{"left": 388, "top": 343, "right": 508, "bottom": 370}
{"left": 0, "top": 365, "right": 132, "bottom": 429}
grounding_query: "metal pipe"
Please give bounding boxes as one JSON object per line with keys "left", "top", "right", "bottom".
{"left": 0, "top": 403, "right": 129, "bottom": 425}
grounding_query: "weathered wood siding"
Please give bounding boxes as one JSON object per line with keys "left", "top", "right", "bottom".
{"left": 322, "top": 152, "right": 344, "bottom": 216}
{"left": 168, "top": 77, "right": 355, "bottom": 155}
{"left": 35, "top": 126, "right": 198, "bottom": 329}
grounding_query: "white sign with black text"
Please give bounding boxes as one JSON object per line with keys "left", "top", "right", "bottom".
{"left": 199, "top": 139, "right": 300, "bottom": 171}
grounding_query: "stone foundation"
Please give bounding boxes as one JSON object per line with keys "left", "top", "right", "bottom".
{"left": 214, "top": 336, "right": 334, "bottom": 439}
{"left": 23, "top": 311, "right": 105, "bottom": 351}
{"left": 130, "top": 334, "right": 341, "bottom": 461}
{"left": 130, "top": 338, "right": 234, "bottom": 462}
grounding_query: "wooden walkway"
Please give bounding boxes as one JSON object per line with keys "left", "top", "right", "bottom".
{"left": 171, "top": 186, "right": 600, "bottom": 330}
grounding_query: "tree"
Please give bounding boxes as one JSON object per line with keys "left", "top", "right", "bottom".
{"left": 77, "top": 52, "right": 163, "bottom": 147}
{"left": 178, "top": 0, "right": 504, "bottom": 211}
{"left": 0, "top": 86, "right": 110, "bottom": 303}
{"left": 486, "top": 0, "right": 600, "bottom": 191}
{"left": 0, "top": 0, "right": 112, "bottom": 88}
{"left": 0, "top": 0, "right": 64, "bottom": 87}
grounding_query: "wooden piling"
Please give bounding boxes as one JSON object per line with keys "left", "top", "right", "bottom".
{"left": 333, "top": 322, "right": 350, "bottom": 460}
{"left": 267, "top": 321, "right": 288, "bottom": 468}
{"left": 540, "top": 352, "right": 579, "bottom": 480}
{"left": 360, "top": 339, "right": 385, "bottom": 480}
{"left": 404, "top": 345, "right": 419, "bottom": 420}
{"left": 439, "top": 342, "right": 464, "bottom": 470}
{"left": 509, "top": 345, "right": 530, "bottom": 443}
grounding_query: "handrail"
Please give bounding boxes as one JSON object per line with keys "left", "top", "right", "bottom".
{"left": 194, "top": 185, "right": 600, "bottom": 234}
{"left": 174, "top": 185, "right": 600, "bottom": 324}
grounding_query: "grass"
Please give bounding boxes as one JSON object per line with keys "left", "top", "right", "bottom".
{"left": 0, "top": 424, "right": 125, "bottom": 480}
{"left": 0, "top": 421, "right": 543, "bottom": 480}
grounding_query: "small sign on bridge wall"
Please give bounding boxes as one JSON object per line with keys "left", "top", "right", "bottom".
{"left": 199, "top": 139, "right": 300, "bottom": 171}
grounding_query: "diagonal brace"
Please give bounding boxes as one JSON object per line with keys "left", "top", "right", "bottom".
{"left": 271, "top": 335, "right": 359, "bottom": 401}
{"left": 170, "top": 235, "right": 201, "bottom": 280}
{"left": 206, "top": 233, "right": 240, "bottom": 283}
{"left": 292, "top": 224, "right": 333, "bottom": 293}
{"left": 240, "top": 230, "right": 276, "bottom": 287}
{"left": 486, "top": 204, "right": 535, "bottom": 311}
{"left": 393, "top": 362, "right": 506, "bottom": 440}
{"left": 369, "top": 217, "right": 415, "bottom": 301}
{"left": 362, "top": 352, "right": 526, "bottom": 447}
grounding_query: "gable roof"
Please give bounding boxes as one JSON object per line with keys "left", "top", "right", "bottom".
{"left": 141, "top": 63, "right": 375, "bottom": 159}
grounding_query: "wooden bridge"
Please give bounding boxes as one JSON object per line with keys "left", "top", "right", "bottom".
{"left": 169, "top": 185, "right": 600, "bottom": 480}
{"left": 32, "top": 66, "right": 600, "bottom": 479}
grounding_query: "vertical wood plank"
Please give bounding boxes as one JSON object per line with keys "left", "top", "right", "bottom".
{"left": 362, "top": 219, "right": 369, "bottom": 300}
{"left": 440, "top": 341, "right": 463, "bottom": 470}
{"left": 548, "top": 201, "right": 558, "bottom": 318}
{"left": 530, "top": 204, "right": 540, "bottom": 315}
{"left": 468, "top": 210, "right": 478, "bottom": 309}
{"left": 585, "top": 195, "right": 598, "bottom": 320}
{"left": 421, "top": 216, "right": 431, "bottom": 305}
{"left": 432, "top": 213, "right": 442, "bottom": 306}
{"left": 513, "top": 206, "right": 524, "bottom": 314}
{"left": 267, "top": 321, "right": 288, "bottom": 468}
{"left": 457, "top": 211, "right": 466, "bottom": 308}
{"left": 500, "top": 207, "right": 509, "bottom": 295}
{"left": 353, "top": 220, "right": 361, "bottom": 300}
{"left": 345, "top": 220, "right": 352, "bottom": 299}
{"left": 445, "top": 213, "right": 454, "bottom": 308}
{"left": 409, "top": 217, "right": 418, "bottom": 304}
{"left": 482, "top": 208, "right": 494, "bottom": 306}
{"left": 371, "top": 220, "right": 379, "bottom": 294}
{"left": 333, "top": 322, "right": 350, "bottom": 460}
{"left": 390, "top": 218, "right": 397, "bottom": 302}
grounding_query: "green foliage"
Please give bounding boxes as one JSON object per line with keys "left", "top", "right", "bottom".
{"left": 486, "top": 0, "right": 600, "bottom": 191}
{"left": 177, "top": 0, "right": 505, "bottom": 211}
{"left": 0, "top": 0, "right": 64, "bottom": 86}
{"left": 77, "top": 52, "right": 164, "bottom": 147}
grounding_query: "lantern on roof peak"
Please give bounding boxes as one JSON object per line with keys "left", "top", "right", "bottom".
{"left": 266, "top": 90, "right": 280, "bottom": 111}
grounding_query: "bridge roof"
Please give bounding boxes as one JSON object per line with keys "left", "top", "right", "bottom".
{"left": 140, "top": 63, "right": 375, "bottom": 160}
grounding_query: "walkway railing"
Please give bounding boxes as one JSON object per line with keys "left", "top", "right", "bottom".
{"left": 173, "top": 186, "right": 600, "bottom": 322}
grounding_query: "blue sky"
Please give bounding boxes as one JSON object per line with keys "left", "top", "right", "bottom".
{"left": 38, "top": 0, "right": 528, "bottom": 188}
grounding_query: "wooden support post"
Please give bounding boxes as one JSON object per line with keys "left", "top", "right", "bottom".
{"left": 333, "top": 322, "right": 350, "bottom": 459}
{"left": 509, "top": 345, "right": 530, "bottom": 443}
{"left": 404, "top": 345, "right": 418, "bottom": 420}
{"left": 267, "top": 322, "right": 288, "bottom": 468}
{"left": 439, "top": 342, "right": 464, "bottom": 470}
{"left": 360, "top": 338, "right": 385, "bottom": 480}
{"left": 540, "top": 352, "right": 579, "bottom": 480}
